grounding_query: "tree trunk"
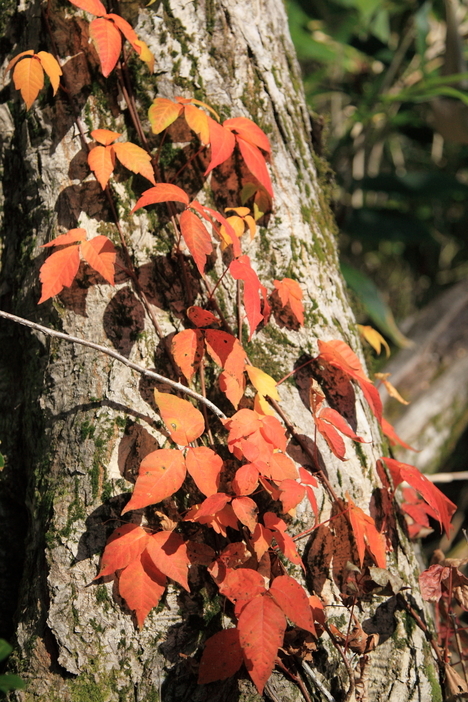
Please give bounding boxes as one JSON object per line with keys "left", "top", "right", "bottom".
{"left": 0, "top": 1, "right": 442, "bottom": 700}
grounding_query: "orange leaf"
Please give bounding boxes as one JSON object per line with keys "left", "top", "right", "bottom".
{"left": 198, "top": 629, "right": 243, "bottom": 684}
{"left": 273, "top": 278, "right": 304, "bottom": 326}
{"left": 219, "top": 371, "right": 246, "bottom": 409}
{"left": 38, "top": 245, "right": 80, "bottom": 303}
{"left": 382, "top": 457, "right": 456, "bottom": 537}
{"left": 263, "top": 452, "right": 298, "bottom": 481}
{"left": 204, "top": 329, "right": 246, "bottom": 379}
{"left": 171, "top": 328, "right": 204, "bottom": 381}
{"left": 185, "top": 446, "right": 223, "bottom": 497}
{"left": 251, "top": 523, "right": 273, "bottom": 560}
{"left": 205, "top": 116, "right": 236, "bottom": 174}
{"left": 238, "top": 595, "right": 286, "bottom": 694}
{"left": 36, "top": 51, "right": 62, "bottom": 94}
{"left": 189, "top": 201, "right": 242, "bottom": 257}
{"left": 105, "top": 13, "right": 139, "bottom": 52}
{"left": 112, "top": 141, "right": 156, "bottom": 184}
{"left": 236, "top": 137, "right": 273, "bottom": 198}
{"left": 154, "top": 390, "right": 205, "bottom": 445}
{"left": 7, "top": 50, "right": 34, "bottom": 72}
{"left": 96, "top": 524, "right": 149, "bottom": 578}
{"left": 270, "top": 575, "right": 315, "bottom": 634}
{"left": 184, "top": 103, "right": 210, "bottom": 144}
{"left": 89, "top": 17, "right": 122, "bottom": 77}
{"left": 68, "top": 0, "right": 106, "bottom": 15}
{"left": 80, "top": 236, "right": 116, "bottom": 284}
{"left": 186, "top": 306, "right": 220, "bottom": 328}
{"left": 179, "top": 209, "right": 213, "bottom": 276}
{"left": 132, "top": 183, "right": 189, "bottom": 212}
{"left": 12, "top": 56, "right": 44, "bottom": 110}
{"left": 219, "top": 568, "right": 266, "bottom": 603}
{"left": 232, "top": 464, "right": 259, "bottom": 496}
{"left": 91, "top": 128, "right": 121, "bottom": 145}
{"left": 118, "top": 551, "right": 166, "bottom": 628}
{"left": 229, "top": 255, "right": 263, "bottom": 339}
{"left": 121, "top": 449, "right": 187, "bottom": 513}
{"left": 224, "top": 117, "right": 271, "bottom": 153}
{"left": 88, "top": 144, "right": 115, "bottom": 189}
{"left": 148, "top": 97, "right": 183, "bottom": 134}
{"left": 184, "top": 97, "right": 220, "bottom": 119}
{"left": 381, "top": 416, "right": 417, "bottom": 451}
{"left": 146, "top": 530, "right": 190, "bottom": 591}
{"left": 347, "top": 495, "right": 386, "bottom": 568}
{"left": 317, "top": 339, "right": 383, "bottom": 423}
{"left": 41, "top": 228, "right": 86, "bottom": 248}
{"left": 232, "top": 496, "right": 258, "bottom": 532}
{"left": 263, "top": 512, "right": 303, "bottom": 566}
{"left": 278, "top": 479, "right": 306, "bottom": 513}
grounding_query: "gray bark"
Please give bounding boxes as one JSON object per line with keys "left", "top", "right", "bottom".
{"left": 0, "top": 0, "right": 442, "bottom": 700}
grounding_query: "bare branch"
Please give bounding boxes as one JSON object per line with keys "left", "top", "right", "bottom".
{"left": 0, "top": 309, "right": 227, "bottom": 420}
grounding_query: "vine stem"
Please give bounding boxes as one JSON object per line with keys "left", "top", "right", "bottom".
{"left": 0, "top": 310, "right": 227, "bottom": 419}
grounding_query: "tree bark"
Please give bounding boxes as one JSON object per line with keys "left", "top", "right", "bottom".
{"left": 0, "top": 0, "right": 442, "bottom": 700}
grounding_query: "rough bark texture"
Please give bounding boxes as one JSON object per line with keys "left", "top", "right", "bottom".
{"left": 0, "top": 0, "right": 442, "bottom": 700}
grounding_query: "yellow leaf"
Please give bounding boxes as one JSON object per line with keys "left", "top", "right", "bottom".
{"left": 133, "top": 39, "right": 154, "bottom": 73}
{"left": 246, "top": 365, "right": 279, "bottom": 401}
{"left": 375, "top": 373, "right": 410, "bottom": 405}
{"left": 37, "top": 51, "right": 62, "bottom": 95}
{"left": 184, "top": 104, "right": 210, "bottom": 144}
{"left": 13, "top": 56, "right": 44, "bottom": 110}
{"left": 357, "top": 324, "right": 390, "bottom": 357}
{"left": 253, "top": 393, "right": 275, "bottom": 416}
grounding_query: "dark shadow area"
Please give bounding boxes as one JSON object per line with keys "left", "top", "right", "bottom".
{"left": 117, "top": 421, "right": 160, "bottom": 483}
{"left": 362, "top": 596, "right": 397, "bottom": 645}
{"left": 137, "top": 253, "right": 200, "bottom": 317}
{"left": 55, "top": 182, "right": 112, "bottom": 229}
{"left": 103, "top": 286, "right": 145, "bottom": 357}
{"left": 269, "top": 289, "right": 301, "bottom": 331}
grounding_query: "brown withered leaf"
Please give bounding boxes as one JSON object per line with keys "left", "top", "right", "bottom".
{"left": 452, "top": 569, "right": 468, "bottom": 610}
{"left": 346, "top": 622, "right": 379, "bottom": 654}
{"left": 368, "top": 567, "right": 405, "bottom": 595}
{"left": 445, "top": 664, "right": 468, "bottom": 700}
{"left": 282, "top": 629, "right": 317, "bottom": 660}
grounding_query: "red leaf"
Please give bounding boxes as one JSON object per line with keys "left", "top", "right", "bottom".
{"left": 224, "top": 117, "right": 271, "bottom": 153}
{"left": 263, "top": 512, "right": 303, "bottom": 567}
{"left": 419, "top": 564, "right": 450, "bottom": 602}
{"left": 316, "top": 417, "right": 346, "bottom": 460}
{"left": 146, "top": 530, "right": 190, "bottom": 591}
{"left": 232, "top": 464, "right": 259, "bottom": 496}
{"left": 232, "top": 496, "right": 258, "bottom": 532}
{"left": 219, "top": 568, "right": 266, "bottom": 603}
{"left": 382, "top": 457, "right": 456, "bottom": 537}
{"left": 205, "top": 117, "right": 236, "bottom": 174}
{"left": 278, "top": 480, "right": 306, "bottom": 513}
{"left": 229, "top": 255, "right": 263, "bottom": 339}
{"left": 185, "top": 446, "right": 223, "bottom": 497}
{"left": 381, "top": 416, "right": 417, "bottom": 451}
{"left": 148, "top": 97, "right": 183, "bottom": 134}
{"left": 238, "top": 594, "right": 286, "bottom": 693}
{"left": 347, "top": 495, "right": 386, "bottom": 568}
{"left": 89, "top": 17, "right": 121, "bottom": 77}
{"left": 270, "top": 575, "right": 315, "bottom": 634}
{"left": 88, "top": 144, "right": 115, "bottom": 189}
{"left": 236, "top": 137, "right": 273, "bottom": 197}
{"left": 198, "top": 629, "right": 244, "bottom": 684}
{"left": 121, "top": 449, "right": 187, "bottom": 513}
{"left": 189, "top": 492, "right": 232, "bottom": 519}
{"left": 68, "top": 0, "right": 106, "bottom": 15}
{"left": 171, "top": 328, "right": 204, "bottom": 381}
{"left": 259, "top": 416, "right": 287, "bottom": 453}
{"left": 96, "top": 524, "right": 149, "bottom": 578}
{"left": 179, "top": 209, "right": 213, "bottom": 276}
{"left": 186, "top": 306, "right": 220, "bottom": 328}
{"left": 38, "top": 245, "right": 80, "bottom": 303}
{"left": 118, "top": 550, "right": 166, "bottom": 628}
{"left": 189, "top": 202, "right": 242, "bottom": 258}
{"left": 319, "top": 408, "right": 365, "bottom": 443}
{"left": 273, "top": 278, "right": 304, "bottom": 325}
{"left": 80, "top": 236, "right": 116, "bottom": 285}
{"left": 154, "top": 390, "right": 205, "bottom": 445}
{"left": 132, "top": 183, "right": 189, "bottom": 212}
